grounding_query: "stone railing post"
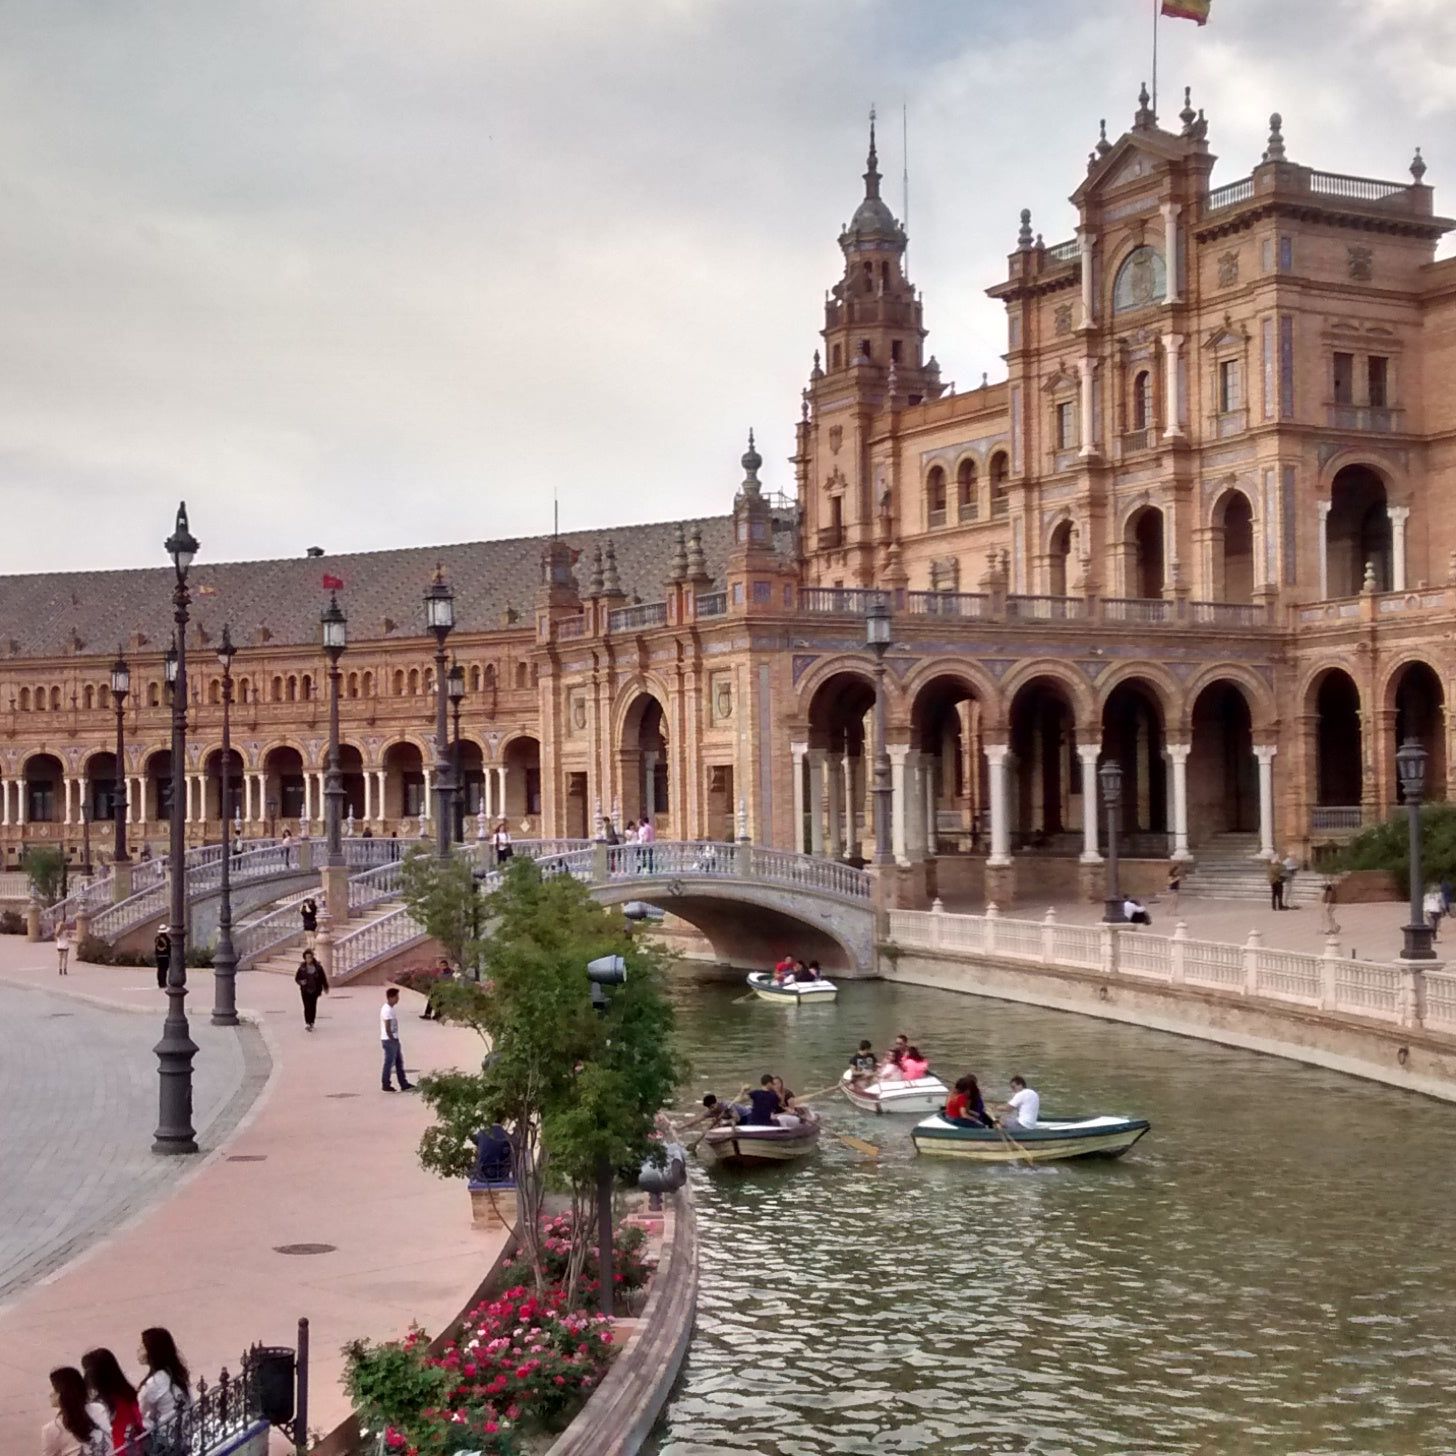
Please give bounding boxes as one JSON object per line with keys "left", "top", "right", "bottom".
{"left": 1242, "top": 928, "right": 1262, "bottom": 996}
{"left": 591, "top": 841, "right": 609, "bottom": 884}
{"left": 1041, "top": 906, "right": 1057, "bottom": 965}
{"left": 1402, "top": 966, "right": 1423, "bottom": 1030}
{"left": 316, "top": 911, "right": 334, "bottom": 980}
{"left": 1319, "top": 934, "right": 1341, "bottom": 1011}
{"left": 298, "top": 839, "right": 314, "bottom": 874}
{"left": 930, "top": 897, "right": 945, "bottom": 951}
{"left": 734, "top": 840, "right": 753, "bottom": 878}
{"left": 1100, "top": 922, "right": 1117, "bottom": 976}
{"left": 26, "top": 891, "right": 41, "bottom": 942}
{"left": 75, "top": 908, "right": 92, "bottom": 944}
{"left": 113, "top": 861, "right": 134, "bottom": 903}
{"left": 1170, "top": 920, "right": 1187, "bottom": 985}
{"left": 984, "top": 902, "right": 999, "bottom": 957}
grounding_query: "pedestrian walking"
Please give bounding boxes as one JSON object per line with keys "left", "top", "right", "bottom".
{"left": 640, "top": 814, "right": 656, "bottom": 872}
{"left": 1268, "top": 857, "right": 1285, "bottom": 911}
{"left": 280, "top": 827, "right": 293, "bottom": 867}
{"left": 380, "top": 987, "right": 413, "bottom": 1091}
{"left": 56, "top": 923, "right": 72, "bottom": 975}
{"left": 1166, "top": 863, "right": 1181, "bottom": 917}
{"left": 1424, "top": 885, "right": 1444, "bottom": 941}
{"left": 41, "top": 1366, "right": 110, "bottom": 1456}
{"left": 299, "top": 896, "right": 318, "bottom": 951}
{"left": 421, "top": 955, "right": 455, "bottom": 1019}
{"left": 153, "top": 930, "right": 172, "bottom": 989}
{"left": 295, "top": 949, "right": 329, "bottom": 1030}
{"left": 1321, "top": 878, "right": 1340, "bottom": 936}
{"left": 492, "top": 820, "right": 513, "bottom": 862}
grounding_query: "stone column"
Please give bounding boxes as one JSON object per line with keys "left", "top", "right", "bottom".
{"left": 134, "top": 777, "right": 146, "bottom": 826}
{"left": 806, "top": 748, "right": 825, "bottom": 855}
{"left": 1162, "top": 333, "right": 1183, "bottom": 439}
{"left": 842, "top": 753, "right": 858, "bottom": 859}
{"left": 903, "top": 752, "right": 926, "bottom": 863}
{"left": 1079, "top": 352, "right": 1096, "bottom": 459}
{"left": 17, "top": 779, "right": 26, "bottom": 825}
{"left": 0, "top": 778, "right": 9, "bottom": 827}
{"left": 791, "top": 742, "right": 808, "bottom": 853}
{"left": 1077, "top": 746, "right": 1101, "bottom": 862}
{"left": 825, "top": 752, "right": 844, "bottom": 858}
{"left": 922, "top": 755, "right": 938, "bottom": 858}
{"left": 63, "top": 777, "right": 73, "bottom": 826}
{"left": 642, "top": 750, "right": 659, "bottom": 819}
{"left": 1255, "top": 745, "right": 1277, "bottom": 859}
{"left": 1161, "top": 201, "right": 1182, "bottom": 303}
{"left": 495, "top": 766, "right": 507, "bottom": 820}
{"left": 376, "top": 770, "right": 387, "bottom": 823}
{"left": 1317, "top": 501, "right": 1331, "bottom": 599}
{"left": 1389, "top": 505, "right": 1409, "bottom": 592}
{"left": 985, "top": 744, "right": 1012, "bottom": 867}
{"left": 361, "top": 769, "right": 372, "bottom": 823}
{"left": 302, "top": 771, "right": 313, "bottom": 825}
{"left": 1078, "top": 228, "right": 1096, "bottom": 328}
{"left": 1167, "top": 743, "right": 1192, "bottom": 860}
{"left": 421, "top": 767, "right": 432, "bottom": 824}
{"left": 888, "top": 746, "right": 909, "bottom": 864}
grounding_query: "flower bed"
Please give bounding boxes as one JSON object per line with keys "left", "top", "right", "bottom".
{"left": 346, "top": 1219, "right": 652, "bottom": 1456}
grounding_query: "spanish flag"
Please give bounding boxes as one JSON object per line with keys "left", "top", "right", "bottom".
{"left": 1162, "top": 0, "right": 1210, "bottom": 20}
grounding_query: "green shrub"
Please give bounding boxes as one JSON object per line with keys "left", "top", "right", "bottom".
{"left": 22, "top": 846, "right": 65, "bottom": 905}
{"left": 76, "top": 934, "right": 115, "bottom": 964}
{"left": 1333, "top": 803, "right": 1456, "bottom": 897}
{"left": 0, "top": 909, "right": 24, "bottom": 935}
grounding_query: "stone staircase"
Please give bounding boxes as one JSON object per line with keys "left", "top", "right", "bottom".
{"left": 1181, "top": 834, "right": 1323, "bottom": 907}
{"left": 249, "top": 899, "right": 407, "bottom": 975}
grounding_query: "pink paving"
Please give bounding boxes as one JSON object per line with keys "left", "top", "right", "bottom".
{"left": 0, "top": 941, "right": 507, "bottom": 1452}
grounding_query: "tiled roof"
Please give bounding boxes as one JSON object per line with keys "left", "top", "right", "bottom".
{"left": 0, "top": 514, "right": 747, "bottom": 660}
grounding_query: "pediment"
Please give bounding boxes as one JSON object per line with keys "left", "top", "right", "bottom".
{"left": 1204, "top": 313, "right": 1249, "bottom": 351}
{"left": 1041, "top": 362, "right": 1081, "bottom": 394}
{"left": 1071, "top": 130, "right": 1183, "bottom": 208}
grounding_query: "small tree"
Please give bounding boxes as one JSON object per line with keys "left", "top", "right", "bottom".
{"left": 398, "top": 846, "right": 484, "bottom": 977}
{"left": 22, "top": 846, "right": 65, "bottom": 905}
{"left": 1334, "top": 803, "right": 1456, "bottom": 897}
{"left": 418, "top": 858, "right": 684, "bottom": 1304}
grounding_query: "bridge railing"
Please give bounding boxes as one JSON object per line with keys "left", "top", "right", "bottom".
{"left": 601, "top": 841, "right": 871, "bottom": 899}
{"left": 349, "top": 859, "right": 404, "bottom": 911}
{"left": 40, "top": 874, "right": 115, "bottom": 936}
{"left": 333, "top": 904, "right": 423, "bottom": 982}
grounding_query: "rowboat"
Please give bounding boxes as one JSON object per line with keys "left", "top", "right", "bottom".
{"left": 746, "top": 972, "right": 838, "bottom": 1004}
{"left": 839, "top": 1068, "right": 949, "bottom": 1115}
{"left": 910, "top": 1112, "right": 1151, "bottom": 1164}
{"left": 699, "top": 1118, "right": 821, "bottom": 1169}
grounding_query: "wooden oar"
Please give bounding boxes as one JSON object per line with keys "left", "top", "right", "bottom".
{"left": 825, "top": 1128, "right": 880, "bottom": 1158}
{"left": 794, "top": 1079, "right": 847, "bottom": 1103}
{"left": 995, "top": 1122, "right": 1036, "bottom": 1167}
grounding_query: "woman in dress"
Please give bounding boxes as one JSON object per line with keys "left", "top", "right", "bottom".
{"left": 55, "top": 923, "right": 72, "bottom": 976}
{"left": 492, "top": 820, "right": 513, "bottom": 862}
{"left": 137, "top": 1326, "right": 192, "bottom": 1447}
{"left": 41, "top": 1367, "right": 109, "bottom": 1456}
{"left": 80, "top": 1348, "right": 142, "bottom": 1455}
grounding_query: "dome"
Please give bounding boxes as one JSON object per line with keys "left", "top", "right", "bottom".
{"left": 840, "top": 115, "right": 905, "bottom": 247}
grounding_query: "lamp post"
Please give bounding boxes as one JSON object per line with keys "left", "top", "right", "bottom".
{"left": 1397, "top": 737, "right": 1436, "bottom": 961}
{"left": 110, "top": 653, "right": 130, "bottom": 863}
{"left": 1100, "top": 759, "right": 1125, "bottom": 924}
{"left": 586, "top": 953, "right": 628, "bottom": 1318}
{"left": 212, "top": 624, "right": 240, "bottom": 1027}
{"left": 448, "top": 663, "right": 466, "bottom": 844}
{"left": 155, "top": 502, "right": 199, "bottom": 1156}
{"left": 424, "top": 569, "right": 456, "bottom": 858}
{"left": 321, "top": 593, "right": 347, "bottom": 868}
{"left": 865, "top": 596, "right": 893, "bottom": 865}
{"left": 80, "top": 802, "right": 92, "bottom": 879}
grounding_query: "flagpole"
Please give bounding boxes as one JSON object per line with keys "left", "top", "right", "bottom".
{"left": 1152, "top": 0, "right": 1159, "bottom": 115}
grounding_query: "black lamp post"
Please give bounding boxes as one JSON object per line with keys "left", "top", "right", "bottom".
{"left": 155, "top": 502, "right": 199, "bottom": 1156}
{"left": 110, "top": 652, "right": 130, "bottom": 864}
{"left": 212, "top": 624, "right": 240, "bottom": 1027}
{"left": 586, "top": 953, "right": 628, "bottom": 1317}
{"left": 1100, "top": 758, "right": 1125, "bottom": 925}
{"left": 321, "top": 593, "right": 347, "bottom": 868}
{"left": 1397, "top": 737, "right": 1436, "bottom": 961}
{"left": 424, "top": 569, "right": 456, "bottom": 859}
{"left": 448, "top": 662, "right": 466, "bottom": 844}
{"left": 865, "top": 597, "right": 893, "bottom": 865}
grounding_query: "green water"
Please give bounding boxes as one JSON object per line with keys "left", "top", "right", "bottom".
{"left": 645, "top": 977, "right": 1456, "bottom": 1455}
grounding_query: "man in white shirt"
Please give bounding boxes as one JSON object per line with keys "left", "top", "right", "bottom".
{"left": 380, "top": 987, "right": 413, "bottom": 1092}
{"left": 1001, "top": 1075, "right": 1040, "bottom": 1131}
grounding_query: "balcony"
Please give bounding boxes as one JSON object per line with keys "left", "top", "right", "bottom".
{"left": 695, "top": 591, "right": 728, "bottom": 619}
{"left": 816, "top": 525, "right": 844, "bottom": 550}
{"left": 1118, "top": 426, "right": 1158, "bottom": 457}
{"left": 1006, "top": 594, "right": 1090, "bottom": 622}
{"left": 1103, "top": 597, "right": 1173, "bottom": 624}
{"left": 1326, "top": 404, "right": 1401, "bottom": 433}
{"left": 556, "top": 615, "right": 587, "bottom": 640}
{"left": 607, "top": 601, "right": 668, "bottom": 633}
{"left": 1310, "top": 805, "right": 1363, "bottom": 834}
{"left": 906, "top": 590, "right": 989, "bottom": 620}
{"left": 1190, "top": 600, "right": 1263, "bottom": 627}
{"left": 927, "top": 507, "right": 947, "bottom": 529}
{"left": 1212, "top": 408, "right": 1247, "bottom": 439}
{"left": 799, "top": 587, "right": 884, "bottom": 616}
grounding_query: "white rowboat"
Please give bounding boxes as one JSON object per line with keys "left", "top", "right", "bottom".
{"left": 699, "top": 1119, "right": 821, "bottom": 1168}
{"left": 910, "top": 1112, "right": 1151, "bottom": 1164}
{"left": 839, "top": 1068, "right": 949, "bottom": 1116}
{"left": 746, "top": 972, "right": 838, "bottom": 1004}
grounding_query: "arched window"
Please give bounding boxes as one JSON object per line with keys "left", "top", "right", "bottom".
{"left": 239, "top": 677, "right": 251, "bottom": 704}
{"left": 301, "top": 673, "right": 313, "bottom": 701}
{"left": 926, "top": 466, "right": 947, "bottom": 526}
{"left": 990, "top": 453, "right": 1010, "bottom": 518}
{"left": 469, "top": 665, "right": 481, "bottom": 692}
{"left": 83, "top": 685, "right": 95, "bottom": 710}
{"left": 1112, "top": 246, "right": 1167, "bottom": 314}
{"left": 957, "top": 459, "right": 978, "bottom": 521}
{"left": 531, "top": 663, "right": 540, "bottom": 686}
{"left": 484, "top": 664, "right": 496, "bottom": 687}
{"left": 208, "top": 679, "right": 220, "bottom": 705}
{"left": 408, "top": 668, "right": 420, "bottom": 696}
{"left": 148, "top": 682, "right": 160, "bottom": 708}
{"left": 1132, "top": 370, "right": 1153, "bottom": 432}
{"left": 363, "top": 671, "right": 375, "bottom": 697}
{"left": 286, "top": 675, "right": 298, "bottom": 703}
{"left": 18, "top": 687, "right": 29, "bottom": 711}
{"left": 423, "top": 668, "right": 434, "bottom": 696}
{"left": 272, "top": 675, "right": 283, "bottom": 702}
{"left": 393, "top": 669, "right": 405, "bottom": 696}
{"left": 50, "top": 686, "right": 61, "bottom": 710}
{"left": 515, "top": 662, "right": 529, "bottom": 690}
{"left": 346, "top": 671, "right": 359, "bottom": 698}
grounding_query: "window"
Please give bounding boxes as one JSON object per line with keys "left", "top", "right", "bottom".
{"left": 50, "top": 686, "right": 60, "bottom": 710}
{"left": 1112, "top": 246, "right": 1167, "bottom": 313}
{"left": 890, "top": 339, "right": 902, "bottom": 363}
{"left": 239, "top": 677, "right": 251, "bottom": 703}
{"left": 831, "top": 344, "right": 842, "bottom": 370}
{"left": 1333, "top": 352, "right": 1354, "bottom": 405}
{"left": 957, "top": 459, "right": 978, "bottom": 520}
{"left": 272, "top": 675, "right": 283, "bottom": 702}
{"left": 363, "top": 672, "right": 375, "bottom": 697}
{"left": 1218, "top": 359, "right": 1242, "bottom": 414}
{"left": 990, "top": 453, "right": 1010, "bottom": 518}
{"left": 27, "top": 779, "right": 55, "bottom": 822}
{"left": 1368, "top": 355, "right": 1389, "bottom": 408}
{"left": 515, "top": 662, "right": 528, "bottom": 690}
{"left": 859, "top": 339, "right": 871, "bottom": 359}
{"left": 148, "top": 682, "right": 160, "bottom": 708}
{"left": 17, "top": 687, "right": 28, "bottom": 711}
{"left": 525, "top": 767, "right": 542, "bottom": 816}
{"left": 286, "top": 675, "right": 297, "bottom": 702}
{"left": 408, "top": 668, "right": 420, "bottom": 695}
{"left": 1132, "top": 371, "right": 1153, "bottom": 431}
{"left": 83, "top": 685, "right": 95, "bottom": 710}
{"left": 1055, "top": 401, "right": 1076, "bottom": 450}
{"left": 927, "top": 466, "right": 947, "bottom": 525}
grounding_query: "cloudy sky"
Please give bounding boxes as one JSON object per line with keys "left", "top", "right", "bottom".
{"left": 0, "top": 0, "right": 1450, "bottom": 574}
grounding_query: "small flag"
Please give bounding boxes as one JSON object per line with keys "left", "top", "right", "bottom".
{"left": 322, "top": 573, "right": 345, "bottom": 590}
{"left": 1161, "top": 0, "right": 1210, "bottom": 21}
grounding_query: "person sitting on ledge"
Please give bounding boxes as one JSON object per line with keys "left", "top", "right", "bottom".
{"left": 469, "top": 1123, "right": 514, "bottom": 1188}
{"left": 1122, "top": 897, "right": 1152, "bottom": 926}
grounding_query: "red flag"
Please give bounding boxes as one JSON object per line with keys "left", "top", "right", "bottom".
{"left": 1161, "top": 0, "right": 1210, "bottom": 21}
{"left": 322, "top": 573, "right": 345, "bottom": 590}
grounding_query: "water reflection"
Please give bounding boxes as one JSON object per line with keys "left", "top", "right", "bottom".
{"left": 647, "top": 978, "right": 1456, "bottom": 1455}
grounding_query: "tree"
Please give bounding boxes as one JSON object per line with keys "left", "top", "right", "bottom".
{"left": 398, "top": 846, "right": 484, "bottom": 977}
{"left": 22, "top": 846, "right": 65, "bottom": 905}
{"left": 1334, "top": 802, "right": 1456, "bottom": 897}
{"left": 417, "top": 857, "right": 685, "bottom": 1305}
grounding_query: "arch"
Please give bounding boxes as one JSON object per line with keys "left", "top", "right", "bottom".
{"left": 238, "top": 676, "right": 252, "bottom": 704}
{"left": 143, "top": 749, "right": 175, "bottom": 822}
{"left": 998, "top": 659, "right": 1095, "bottom": 725}
{"left": 926, "top": 464, "right": 947, "bottom": 526}
{"left": 1131, "top": 368, "right": 1153, "bottom": 431}
{"left": 1007, "top": 675, "right": 1082, "bottom": 845}
{"left": 1047, "top": 518, "right": 1074, "bottom": 597}
{"left": 502, "top": 734, "right": 542, "bottom": 827}
{"left": 1111, "top": 244, "right": 1167, "bottom": 314}
{"left": 1309, "top": 668, "right": 1363, "bottom": 809}
{"left": 346, "top": 671, "right": 359, "bottom": 699}
{"left": 909, "top": 672, "right": 990, "bottom": 855}
{"left": 333, "top": 741, "right": 368, "bottom": 821}
{"left": 1124, "top": 503, "right": 1166, "bottom": 598}
{"left": 408, "top": 668, "right": 420, "bottom": 696}
{"left": 49, "top": 686, "right": 61, "bottom": 711}
{"left": 1210, "top": 487, "right": 1255, "bottom": 604}
{"left": 207, "top": 678, "right": 221, "bottom": 705}
{"left": 468, "top": 664, "right": 481, "bottom": 692}
{"left": 148, "top": 680, "right": 161, "bottom": 708}
{"left": 83, "top": 749, "right": 119, "bottom": 825}
{"left": 1180, "top": 663, "right": 1277, "bottom": 736}
{"left": 18, "top": 687, "right": 29, "bottom": 711}
{"left": 1388, "top": 660, "right": 1446, "bottom": 804}
{"left": 1100, "top": 678, "right": 1168, "bottom": 841}
{"left": 301, "top": 673, "right": 314, "bottom": 701}
{"left": 23, "top": 752, "right": 63, "bottom": 824}
{"left": 1326, "top": 463, "right": 1391, "bottom": 596}
{"left": 619, "top": 693, "right": 669, "bottom": 831}
{"left": 382, "top": 739, "right": 426, "bottom": 821}
{"left": 83, "top": 684, "right": 95, "bottom": 711}
{"left": 803, "top": 667, "right": 880, "bottom": 860}
{"left": 955, "top": 457, "right": 978, "bottom": 521}
{"left": 203, "top": 745, "right": 246, "bottom": 821}
{"left": 393, "top": 669, "right": 406, "bottom": 697}
{"left": 262, "top": 743, "right": 306, "bottom": 823}
{"left": 989, "top": 451, "right": 1010, "bottom": 518}
{"left": 452, "top": 737, "right": 485, "bottom": 830}
{"left": 1188, "top": 680, "right": 1257, "bottom": 840}
{"left": 271, "top": 675, "right": 283, "bottom": 703}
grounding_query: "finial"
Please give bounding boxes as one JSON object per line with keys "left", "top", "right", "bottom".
{"left": 587, "top": 543, "right": 604, "bottom": 596}
{"left": 687, "top": 526, "right": 708, "bottom": 581}
{"left": 811, "top": 348, "right": 824, "bottom": 380}
{"left": 669, "top": 524, "right": 688, "bottom": 582}
{"left": 741, "top": 429, "right": 763, "bottom": 493}
{"left": 1135, "top": 81, "right": 1155, "bottom": 129}
{"left": 925, "top": 354, "right": 940, "bottom": 376}
{"left": 1097, "top": 118, "right": 1111, "bottom": 156}
{"left": 1088, "top": 150, "right": 1098, "bottom": 174}
{"left": 431, "top": 560, "right": 446, "bottom": 585}
{"left": 1263, "top": 112, "right": 1285, "bottom": 163}
{"left": 886, "top": 359, "right": 899, "bottom": 406}
{"left": 981, "top": 372, "right": 988, "bottom": 388}
{"left": 800, "top": 388, "right": 811, "bottom": 423}
{"left": 1035, "top": 232, "right": 1044, "bottom": 250}
{"left": 602, "top": 539, "right": 622, "bottom": 595}
{"left": 864, "top": 105, "right": 881, "bottom": 199}
{"left": 1411, "top": 146, "right": 1427, "bottom": 183}
{"left": 1180, "top": 86, "right": 1196, "bottom": 136}
{"left": 1017, "top": 207, "right": 1033, "bottom": 249}
{"left": 1361, "top": 559, "right": 1377, "bottom": 594}
{"left": 1193, "top": 108, "right": 1208, "bottom": 142}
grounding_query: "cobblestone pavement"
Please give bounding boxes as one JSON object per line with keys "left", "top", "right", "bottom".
{"left": 0, "top": 981, "right": 267, "bottom": 1305}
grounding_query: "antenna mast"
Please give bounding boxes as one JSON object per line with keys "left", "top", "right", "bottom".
{"left": 902, "top": 102, "right": 910, "bottom": 261}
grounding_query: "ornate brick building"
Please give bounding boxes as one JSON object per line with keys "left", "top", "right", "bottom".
{"left": 4, "top": 91, "right": 1455, "bottom": 906}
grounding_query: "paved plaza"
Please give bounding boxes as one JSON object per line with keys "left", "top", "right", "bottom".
{"left": 0, "top": 943, "right": 507, "bottom": 1452}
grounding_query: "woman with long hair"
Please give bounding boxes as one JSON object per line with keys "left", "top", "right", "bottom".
{"left": 80, "top": 1347, "right": 141, "bottom": 1454}
{"left": 42, "top": 1367, "right": 108, "bottom": 1456}
{"left": 138, "top": 1326, "right": 192, "bottom": 1441}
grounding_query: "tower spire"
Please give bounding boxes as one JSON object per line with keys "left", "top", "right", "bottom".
{"left": 864, "top": 105, "right": 880, "bottom": 200}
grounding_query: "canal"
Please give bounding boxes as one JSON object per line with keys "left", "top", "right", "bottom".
{"left": 646, "top": 976, "right": 1456, "bottom": 1455}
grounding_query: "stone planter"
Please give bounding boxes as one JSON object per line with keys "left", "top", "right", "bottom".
{"left": 469, "top": 1183, "right": 518, "bottom": 1230}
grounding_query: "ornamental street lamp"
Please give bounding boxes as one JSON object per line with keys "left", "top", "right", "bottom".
{"left": 1396, "top": 737, "right": 1436, "bottom": 961}
{"left": 321, "top": 592, "right": 347, "bottom": 869}
{"left": 448, "top": 662, "right": 466, "bottom": 844}
{"left": 424, "top": 569, "right": 456, "bottom": 859}
{"left": 586, "top": 953, "right": 628, "bottom": 1317}
{"left": 156, "top": 501, "right": 199, "bottom": 1156}
{"left": 1100, "top": 759, "right": 1125, "bottom": 925}
{"left": 212, "top": 624, "right": 240, "bottom": 1027}
{"left": 110, "top": 652, "right": 130, "bottom": 864}
{"left": 865, "top": 597, "right": 893, "bottom": 865}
